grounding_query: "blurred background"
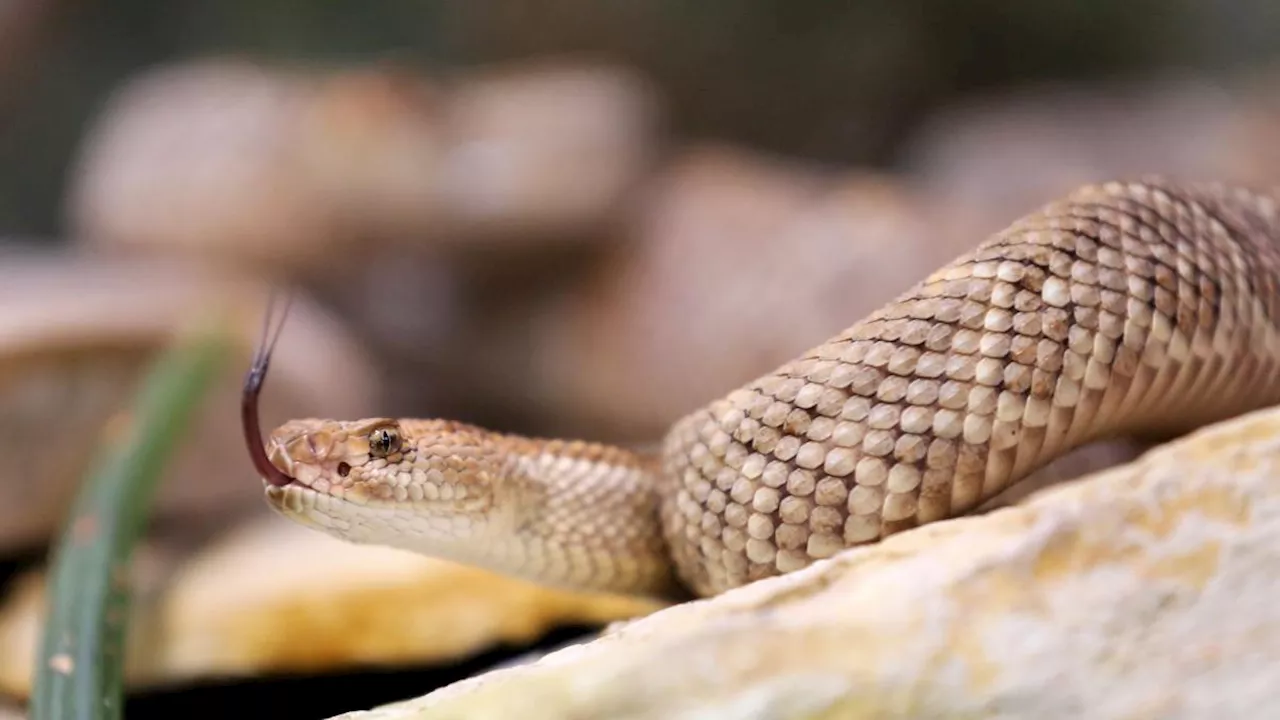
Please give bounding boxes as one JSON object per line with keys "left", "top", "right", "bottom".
{"left": 4, "top": 1, "right": 1280, "bottom": 718}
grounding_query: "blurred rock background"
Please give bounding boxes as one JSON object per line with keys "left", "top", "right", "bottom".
{"left": 4, "top": 1, "right": 1280, "bottom": 718}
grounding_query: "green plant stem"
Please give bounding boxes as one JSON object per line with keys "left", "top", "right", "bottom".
{"left": 29, "top": 326, "right": 232, "bottom": 720}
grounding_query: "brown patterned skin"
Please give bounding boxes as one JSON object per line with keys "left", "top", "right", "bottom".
{"left": 265, "top": 417, "right": 685, "bottom": 598}
{"left": 263, "top": 179, "right": 1280, "bottom": 600}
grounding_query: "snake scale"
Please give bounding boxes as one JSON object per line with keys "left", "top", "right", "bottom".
{"left": 244, "top": 178, "right": 1280, "bottom": 601}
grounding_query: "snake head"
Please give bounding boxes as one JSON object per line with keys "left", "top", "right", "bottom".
{"left": 262, "top": 417, "right": 512, "bottom": 558}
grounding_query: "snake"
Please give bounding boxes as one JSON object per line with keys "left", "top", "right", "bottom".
{"left": 243, "top": 178, "right": 1280, "bottom": 602}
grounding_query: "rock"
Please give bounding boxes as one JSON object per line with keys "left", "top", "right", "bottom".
{"left": 895, "top": 77, "right": 1270, "bottom": 240}
{"left": 155, "top": 517, "right": 662, "bottom": 679}
{"left": 65, "top": 57, "right": 659, "bottom": 275}
{"left": 520, "top": 144, "right": 986, "bottom": 441}
{"left": 430, "top": 61, "right": 660, "bottom": 245}
{"left": 332, "top": 403, "right": 1280, "bottom": 719}
{"left": 0, "top": 516, "right": 662, "bottom": 697}
{"left": 303, "top": 61, "right": 663, "bottom": 420}
{"left": 1212, "top": 69, "right": 1280, "bottom": 189}
{"left": 0, "top": 247, "right": 379, "bottom": 551}
{"left": 64, "top": 57, "right": 355, "bottom": 274}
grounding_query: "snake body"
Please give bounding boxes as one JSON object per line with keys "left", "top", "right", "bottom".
{"left": 262, "top": 178, "right": 1280, "bottom": 600}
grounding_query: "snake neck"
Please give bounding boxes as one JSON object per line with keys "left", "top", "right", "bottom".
{"left": 494, "top": 439, "right": 689, "bottom": 602}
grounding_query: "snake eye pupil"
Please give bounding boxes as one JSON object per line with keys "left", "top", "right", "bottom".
{"left": 368, "top": 426, "right": 401, "bottom": 458}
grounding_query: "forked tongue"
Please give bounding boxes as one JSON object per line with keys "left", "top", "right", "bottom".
{"left": 242, "top": 289, "right": 295, "bottom": 488}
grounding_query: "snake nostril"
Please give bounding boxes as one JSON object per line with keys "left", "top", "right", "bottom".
{"left": 337, "top": 462, "right": 352, "bottom": 477}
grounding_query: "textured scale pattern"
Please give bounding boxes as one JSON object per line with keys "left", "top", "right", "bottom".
{"left": 265, "top": 418, "right": 679, "bottom": 596}
{"left": 658, "top": 180, "right": 1280, "bottom": 595}
{"left": 263, "top": 179, "right": 1280, "bottom": 600}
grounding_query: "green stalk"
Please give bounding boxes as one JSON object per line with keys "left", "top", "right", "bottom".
{"left": 29, "top": 325, "right": 233, "bottom": 720}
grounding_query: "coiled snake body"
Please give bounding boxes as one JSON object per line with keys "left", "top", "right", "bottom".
{"left": 250, "top": 179, "right": 1280, "bottom": 601}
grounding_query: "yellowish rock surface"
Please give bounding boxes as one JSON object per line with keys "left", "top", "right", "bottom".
{"left": 0, "top": 516, "right": 662, "bottom": 698}
{"left": 156, "top": 517, "right": 662, "bottom": 677}
{"left": 334, "top": 405, "right": 1280, "bottom": 719}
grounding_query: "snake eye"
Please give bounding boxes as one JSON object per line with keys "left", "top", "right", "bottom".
{"left": 368, "top": 426, "right": 402, "bottom": 458}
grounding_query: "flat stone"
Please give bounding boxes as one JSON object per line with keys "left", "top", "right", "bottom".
{"left": 335, "top": 404, "right": 1280, "bottom": 719}
{"left": 154, "top": 517, "right": 661, "bottom": 680}
{"left": 67, "top": 58, "right": 658, "bottom": 271}
{"left": 0, "top": 517, "right": 661, "bottom": 697}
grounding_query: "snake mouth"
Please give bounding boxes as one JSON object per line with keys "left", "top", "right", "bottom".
{"left": 260, "top": 464, "right": 374, "bottom": 507}
{"left": 261, "top": 482, "right": 335, "bottom": 533}
{"left": 263, "top": 476, "right": 305, "bottom": 491}
{"left": 262, "top": 477, "right": 335, "bottom": 517}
